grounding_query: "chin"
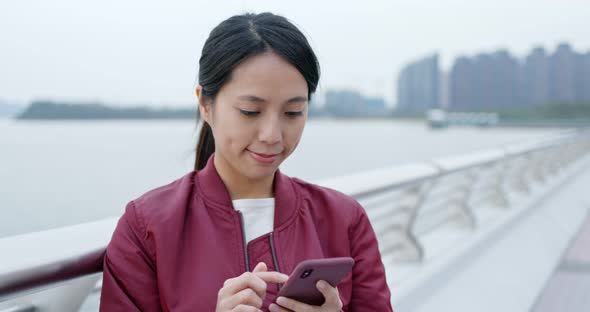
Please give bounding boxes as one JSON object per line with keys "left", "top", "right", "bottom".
{"left": 241, "top": 162, "right": 279, "bottom": 181}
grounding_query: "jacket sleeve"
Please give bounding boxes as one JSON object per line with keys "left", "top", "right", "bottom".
{"left": 347, "top": 201, "right": 394, "bottom": 312}
{"left": 99, "top": 201, "right": 162, "bottom": 311}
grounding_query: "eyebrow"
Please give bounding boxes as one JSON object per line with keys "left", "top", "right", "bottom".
{"left": 237, "top": 95, "right": 308, "bottom": 104}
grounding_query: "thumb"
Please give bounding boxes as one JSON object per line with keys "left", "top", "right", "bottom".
{"left": 253, "top": 262, "right": 268, "bottom": 273}
{"left": 316, "top": 280, "right": 340, "bottom": 307}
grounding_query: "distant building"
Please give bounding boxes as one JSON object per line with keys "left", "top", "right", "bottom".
{"left": 325, "top": 90, "right": 365, "bottom": 117}
{"left": 324, "top": 90, "right": 388, "bottom": 117}
{"left": 549, "top": 43, "right": 576, "bottom": 102}
{"left": 450, "top": 50, "right": 519, "bottom": 110}
{"left": 449, "top": 57, "right": 475, "bottom": 110}
{"left": 522, "top": 47, "right": 550, "bottom": 106}
{"left": 490, "top": 50, "right": 520, "bottom": 108}
{"left": 308, "top": 97, "right": 326, "bottom": 118}
{"left": 439, "top": 71, "right": 450, "bottom": 109}
{"left": 449, "top": 42, "right": 590, "bottom": 111}
{"left": 396, "top": 54, "right": 439, "bottom": 113}
{"left": 365, "top": 96, "right": 388, "bottom": 116}
{"left": 583, "top": 52, "right": 590, "bottom": 101}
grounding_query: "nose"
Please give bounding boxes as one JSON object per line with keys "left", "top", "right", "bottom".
{"left": 258, "top": 114, "right": 282, "bottom": 145}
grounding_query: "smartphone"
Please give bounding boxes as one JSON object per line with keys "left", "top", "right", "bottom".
{"left": 275, "top": 257, "right": 355, "bottom": 306}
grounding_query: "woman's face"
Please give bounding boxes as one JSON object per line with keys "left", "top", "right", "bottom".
{"left": 197, "top": 51, "right": 309, "bottom": 182}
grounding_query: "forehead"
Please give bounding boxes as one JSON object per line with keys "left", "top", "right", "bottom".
{"left": 219, "top": 51, "right": 308, "bottom": 99}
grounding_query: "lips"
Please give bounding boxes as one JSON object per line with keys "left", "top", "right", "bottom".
{"left": 247, "top": 150, "right": 280, "bottom": 164}
{"left": 252, "top": 152, "right": 277, "bottom": 157}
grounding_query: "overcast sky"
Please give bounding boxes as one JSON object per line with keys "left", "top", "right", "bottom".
{"left": 1, "top": 0, "right": 589, "bottom": 107}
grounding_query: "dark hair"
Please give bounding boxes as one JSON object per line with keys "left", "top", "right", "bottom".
{"left": 194, "top": 12, "right": 320, "bottom": 170}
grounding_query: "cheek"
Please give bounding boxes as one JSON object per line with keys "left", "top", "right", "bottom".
{"left": 219, "top": 119, "right": 254, "bottom": 151}
{"left": 209, "top": 115, "right": 232, "bottom": 149}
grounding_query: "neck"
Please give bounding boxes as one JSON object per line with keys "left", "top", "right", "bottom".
{"left": 214, "top": 153, "right": 275, "bottom": 200}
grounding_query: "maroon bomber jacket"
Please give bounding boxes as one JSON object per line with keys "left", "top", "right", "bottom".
{"left": 100, "top": 154, "right": 393, "bottom": 311}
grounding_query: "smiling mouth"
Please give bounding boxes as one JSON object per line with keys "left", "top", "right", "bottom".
{"left": 247, "top": 149, "right": 280, "bottom": 157}
{"left": 252, "top": 152, "right": 277, "bottom": 157}
{"left": 247, "top": 150, "right": 280, "bottom": 164}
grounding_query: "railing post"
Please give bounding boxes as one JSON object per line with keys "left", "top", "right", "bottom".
{"left": 491, "top": 160, "right": 510, "bottom": 208}
{"left": 512, "top": 153, "right": 532, "bottom": 194}
{"left": 530, "top": 150, "right": 548, "bottom": 184}
{"left": 392, "top": 182, "right": 434, "bottom": 262}
{"left": 455, "top": 170, "right": 478, "bottom": 229}
{"left": 546, "top": 147, "right": 561, "bottom": 176}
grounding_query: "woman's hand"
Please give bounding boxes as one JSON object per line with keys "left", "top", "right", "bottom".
{"left": 216, "top": 262, "right": 289, "bottom": 312}
{"left": 268, "top": 280, "right": 342, "bottom": 312}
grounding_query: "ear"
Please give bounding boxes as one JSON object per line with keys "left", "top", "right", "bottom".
{"left": 196, "top": 85, "right": 212, "bottom": 124}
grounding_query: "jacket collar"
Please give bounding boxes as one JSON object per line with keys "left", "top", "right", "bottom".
{"left": 196, "top": 153, "right": 299, "bottom": 229}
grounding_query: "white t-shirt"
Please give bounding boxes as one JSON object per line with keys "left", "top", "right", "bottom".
{"left": 232, "top": 197, "right": 275, "bottom": 244}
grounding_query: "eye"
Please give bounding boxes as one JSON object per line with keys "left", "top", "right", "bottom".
{"left": 285, "top": 111, "right": 304, "bottom": 117}
{"left": 240, "top": 110, "right": 260, "bottom": 117}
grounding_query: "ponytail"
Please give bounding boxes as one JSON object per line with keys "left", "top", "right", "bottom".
{"left": 195, "top": 120, "right": 215, "bottom": 171}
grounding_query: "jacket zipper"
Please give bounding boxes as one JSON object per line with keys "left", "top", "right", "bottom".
{"left": 269, "top": 232, "right": 283, "bottom": 291}
{"left": 239, "top": 211, "right": 282, "bottom": 290}
{"left": 237, "top": 211, "right": 251, "bottom": 272}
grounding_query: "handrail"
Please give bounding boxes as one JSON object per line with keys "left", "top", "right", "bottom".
{"left": 0, "top": 248, "right": 104, "bottom": 300}
{"left": 0, "top": 219, "right": 117, "bottom": 302}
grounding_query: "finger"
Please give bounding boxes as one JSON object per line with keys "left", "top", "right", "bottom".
{"left": 276, "top": 296, "right": 314, "bottom": 311}
{"left": 253, "top": 262, "right": 267, "bottom": 273}
{"left": 254, "top": 271, "right": 289, "bottom": 284}
{"left": 268, "top": 303, "right": 292, "bottom": 312}
{"left": 232, "top": 304, "right": 263, "bottom": 312}
{"left": 221, "top": 272, "right": 267, "bottom": 298}
{"left": 316, "top": 280, "right": 342, "bottom": 309}
{"left": 223, "top": 288, "right": 263, "bottom": 310}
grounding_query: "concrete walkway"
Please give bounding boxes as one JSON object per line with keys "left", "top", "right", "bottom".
{"left": 393, "top": 158, "right": 590, "bottom": 312}
{"left": 531, "top": 213, "right": 590, "bottom": 312}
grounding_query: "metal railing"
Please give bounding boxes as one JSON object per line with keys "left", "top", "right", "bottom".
{"left": 1, "top": 129, "right": 589, "bottom": 311}
{"left": 317, "top": 129, "right": 590, "bottom": 264}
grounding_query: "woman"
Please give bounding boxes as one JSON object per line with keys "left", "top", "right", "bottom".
{"left": 100, "top": 12, "right": 393, "bottom": 312}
